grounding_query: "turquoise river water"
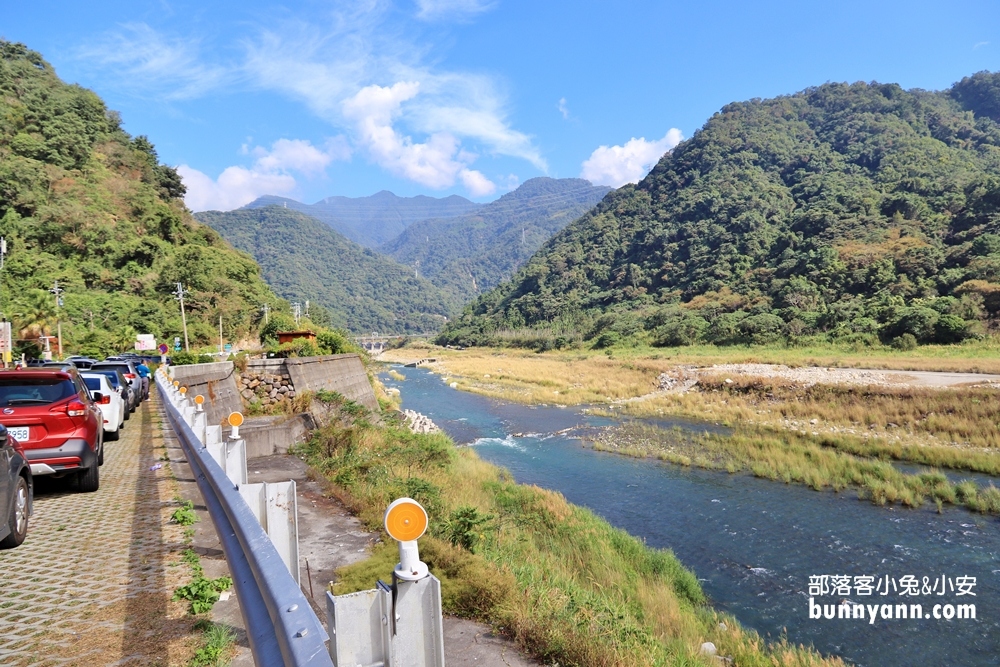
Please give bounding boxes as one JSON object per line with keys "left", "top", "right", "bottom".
{"left": 382, "top": 366, "right": 1000, "bottom": 667}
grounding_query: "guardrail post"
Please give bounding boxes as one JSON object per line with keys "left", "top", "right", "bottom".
{"left": 328, "top": 498, "right": 445, "bottom": 667}
{"left": 239, "top": 481, "right": 299, "bottom": 584}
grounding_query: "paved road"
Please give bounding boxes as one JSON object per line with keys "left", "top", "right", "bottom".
{"left": 0, "top": 394, "right": 200, "bottom": 666}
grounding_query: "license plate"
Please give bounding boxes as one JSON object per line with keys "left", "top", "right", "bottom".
{"left": 7, "top": 426, "right": 29, "bottom": 442}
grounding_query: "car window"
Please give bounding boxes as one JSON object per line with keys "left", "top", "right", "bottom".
{"left": 83, "top": 377, "right": 102, "bottom": 392}
{"left": 95, "top": 372, "right": 121, "bottom": 388}
{"left": 0, "top": 378, "right": 76, "bottom": 406}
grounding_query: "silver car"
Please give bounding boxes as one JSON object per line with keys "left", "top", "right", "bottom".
{"left": 0, "top": 425, "right": 32, "bottom": 548}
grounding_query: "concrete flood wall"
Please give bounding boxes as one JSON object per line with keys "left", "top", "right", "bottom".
{"left": 169, "top": 361, "right": 242, "bottom": 427}
{"left": 168, "top": 354, "right": 377, "bottom": 458}
{"left": 282, "top": 355, "right": 378, "bottom": 411}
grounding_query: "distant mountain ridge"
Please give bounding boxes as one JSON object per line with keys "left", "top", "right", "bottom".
{"left": 196, "top": 206, "right": 454, "bottom": 334}
{"left": 243, "top": 190, "right": 481, "bottom": 248}
{"left": 381, "top": 177, "right": 611, "bottom": 304}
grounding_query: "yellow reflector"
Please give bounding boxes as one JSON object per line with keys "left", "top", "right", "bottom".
{"left": 194, "top": 395, "right": 205, "bottom": 405}
{"left": 228, "top": 411, "right": 245, "bottom": 427}
{"left": 384, "top": 498, "right": 428, "bottom": 542}
{"left": 179, "top": 386, "right": 187, "bottom": 394}
{"left": 173, "top": 381, "right": 179, "bottom": 387}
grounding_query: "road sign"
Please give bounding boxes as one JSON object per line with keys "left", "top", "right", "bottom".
{"left": 158, "top": 343, "right": 168, "bottom": 354}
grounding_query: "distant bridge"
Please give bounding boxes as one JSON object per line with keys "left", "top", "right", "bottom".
{"left": 352, "top": 332, "right": 433, "bottom": 356}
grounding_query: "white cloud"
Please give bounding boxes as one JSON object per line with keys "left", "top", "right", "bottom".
{"left": 415, "top": 0, "right": 497, "bottom": 20}
{"left": 178, "top": 165, "right": 296, "bottom": 212}
{"left": 252, "top": 137, "right": 350, "bottom": 174}
{"left": 580, "top": 129, "right": 683, "bottom": 188}
{"left": 558, "top": 97, "right": 569, "bottom": 119}
{"left": 179, "top": 138, "right": 349, "bottom": 211}
{"left": 343, "top": 82, "right": 493, "bottom": 191}
{"left": 84, "top": 7, "right": 542, "bottom": 196}
{"left": 76, "top": 23, "right": 230, "bottom": 100}
{"left": 459, "top": 169, "right": 496, "bottom": 196}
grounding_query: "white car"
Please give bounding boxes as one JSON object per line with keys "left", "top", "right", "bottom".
{"left": 81, "top": 373, "right": 125, "bottom": 441}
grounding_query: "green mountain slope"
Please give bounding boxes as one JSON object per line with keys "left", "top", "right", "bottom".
{"left": 0, "top": 41, "right": 283, "bottom": 357}
{"left": 196, "top": 206, "right": 453, "bottom": 334}
{"left": 244, "top": 191, "right": 481, "bottom": 248}
{"left": 380, "top": 178, "right": 610, "bottom": 304}
{"left": 442, "top": 75, "right": 1000, "bottom": 348}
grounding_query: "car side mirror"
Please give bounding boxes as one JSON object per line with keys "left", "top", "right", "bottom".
{"left": 93, "top": 392, "right": 103, "bottom": 402}
{"left": 0, "top": 424, "right": 7, "bottom": 447}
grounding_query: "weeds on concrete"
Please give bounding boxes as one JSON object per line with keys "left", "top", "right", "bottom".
{"left": 188, "top": 620, "right": 237, "bottom": 667}
{"left": 173, "top": 549, "right": 233, "bottom": 615}
{"left": 170, "top": 500, "right": 198, "bottom": 526}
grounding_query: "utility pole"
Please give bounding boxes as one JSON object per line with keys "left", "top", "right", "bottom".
{"left": 292, "top": 302, "right": 301, "bottom": 327}
{"left": 304, "top": 300, "right": 310, "bottom": 319}
{"left": 219, "top": 314, "right": 224, "bottom": 356}
{"left": 261, "top": 304, "right": 270, "bottom": 325}
{"left": 49, "top": 280, "right": 63, "bottom": 359}
{"left": 415, "top": 260, "right": 420, "bottom": 279}
{"left": 0, "top": 238, "right": 8, "bottom": 367}
{"left": 174, "top": 282, "right": 190, "bottom": 352}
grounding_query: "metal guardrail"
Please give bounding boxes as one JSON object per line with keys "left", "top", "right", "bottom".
{"left": 156, "top": 370, "right": 334, "bottom": 667}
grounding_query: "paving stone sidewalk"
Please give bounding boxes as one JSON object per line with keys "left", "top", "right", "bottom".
{"left": 0, "top": 393, "right": 202, "bottom": 666}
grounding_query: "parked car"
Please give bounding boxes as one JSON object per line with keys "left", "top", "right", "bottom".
{"left": 91, "top": 361, "right": 142, "bottom": 408}
{"left": 65, "top": 356, "right": 98, "bottom": 370}
{"left": 81, "top": 373, "right": 125, "bottom": 441}
{"left": 0, "top": 425, "right": 32, "bottom": 548}
{"left": 90, "top": 369, "right": 137, "bottom": 417}
{"left": 0, "top": 369, "right": 103, "bottom": 492}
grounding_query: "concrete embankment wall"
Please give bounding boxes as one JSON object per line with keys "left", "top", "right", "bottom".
{"left": 169, "top": 361, "right": 242, "bottom": 428}
{"left": 282, "top": 355, "right": 378, "bottom": 411}
{"left": 168, "top": 354, "right": 376, "bottom": 457}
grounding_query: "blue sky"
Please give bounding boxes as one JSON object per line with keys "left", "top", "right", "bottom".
{"left": 5, "top": 0, "right": 1000, "bottom": 210}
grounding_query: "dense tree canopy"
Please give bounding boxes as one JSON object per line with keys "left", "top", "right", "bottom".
{"left": 441, "top": 75, "right": 1000, "bottom": 348}
{"left": 0, "top": 41, "right": 284, "bottom": 357}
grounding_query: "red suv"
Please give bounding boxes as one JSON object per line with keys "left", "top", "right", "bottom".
{"left": 0, "top": 370, "right": 104, "bottom": 492}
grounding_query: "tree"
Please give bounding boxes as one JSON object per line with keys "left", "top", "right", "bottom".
{"left": 13, "top": 289, "right": 55, "bottom": 342}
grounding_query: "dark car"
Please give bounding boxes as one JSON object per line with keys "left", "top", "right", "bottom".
{"left": 0, "top": 370, "right": 103, "bottom": 492}
{"left": 91, "top": 361, "right": 142, "bottom": 408}
{"left": 0, "top": 426, "right": 32, "bottom": 548}
{"left": 91, "top": 369, "right": 137, "bottom": 417}
{"left": 65, "top": 357, "right": 98, "bottom": 370}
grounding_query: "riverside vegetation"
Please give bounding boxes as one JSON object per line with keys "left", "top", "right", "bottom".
{"left": 382, "top": 342, "right": 1000, "bottom": 515}
{"left": 297, "top": 391, "right": 843, "bottom": 667}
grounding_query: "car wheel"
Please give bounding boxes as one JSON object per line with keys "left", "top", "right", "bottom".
{"left": 77, "top": 461, "right": 100, "bottom": 492}
{"left": 106, "top": 426, "right": 120, "bottom": 442}
{"left": 123, "top": 407, "right": 130, "bottom": 421}
{"left": 97, "top": 440, "right": 105, "bottom": 466}
{"left": 0, "top": 476, "right": 29, "bottom": 548}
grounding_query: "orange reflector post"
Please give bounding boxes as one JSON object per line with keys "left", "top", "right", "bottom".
{"left": 228, "top": 411, "right": 245, "bottom": 427}
{"left": 194, "top": 395, "right": 205, "bottom": 405}
{"left": 384, "top": 498, "right": 428, "bottom": 542}
{"left": 179, "top": 386, "right": 188, "bottom": 395}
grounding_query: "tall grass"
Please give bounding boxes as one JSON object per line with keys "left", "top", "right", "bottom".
{"left": 299, "top": 410, "right": 843, "bottom": 667}
{"left": 591, "top": 423, "right": 1000, "bottom": 515}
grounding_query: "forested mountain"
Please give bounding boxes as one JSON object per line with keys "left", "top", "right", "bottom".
{"left": 243, "top": 191, "right": 480, "bottom": 248}
{"left": 441, "top": 74, "right": 1000, "bottom": 348}
{"left": 196, "top": 206, "right": 453, "bottom": 334}
{"left": 0, "top": 41, "right": 283, "bottom": 357}
{"left": 381, "top": 178, "right": 610, "bottom": 304}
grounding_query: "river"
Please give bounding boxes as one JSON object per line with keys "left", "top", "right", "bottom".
{"left": 382, "top": 365, "right": 1000, "bottom": 667}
